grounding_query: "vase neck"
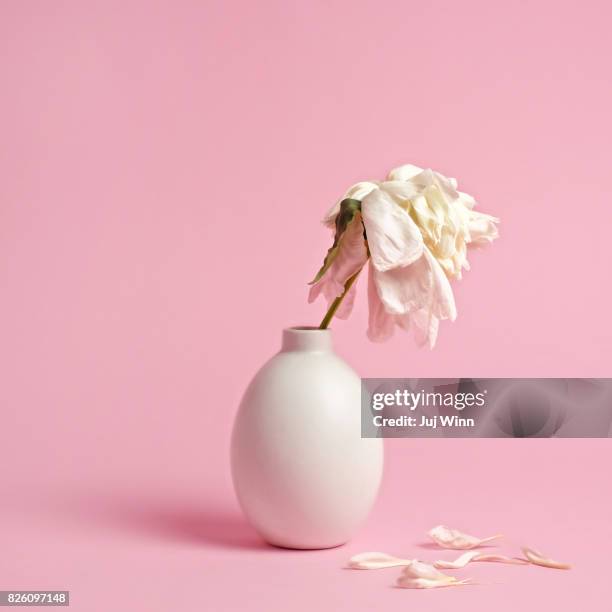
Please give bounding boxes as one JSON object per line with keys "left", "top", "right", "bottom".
{"left": 282, "top": 327, "right": 333, "bottom": 352}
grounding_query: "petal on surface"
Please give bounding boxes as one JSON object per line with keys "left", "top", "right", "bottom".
{"left": 361, "top": 188, "right": 424, "bottom": 272}
{"left": 474, "top": 554, "right": 529, "bottom": 565}
{"left": 522, "top": 547, "right": 571, "bottom": 570}
{"left": 428, "top": 525, "right": 503, "bottom": 550}
{"left": 434, "top": 551, "right": 482, "bottom": 569}
{"left": 366, "top": 262, "right": 395, "bottom": 342}
{"left": 396, "top": 577, "right": 471, "bottom": 589}
{"left": 322, "top": 181, "right": 379, "bottom": 228}
{"left": 434, "top": 552, "right": 527, "bottom": 569}
{"left": 347, "top": 552, "right": 412, "bottom": 570}
{"left": 396, "top": 561, "right": 470, "bottom": 589}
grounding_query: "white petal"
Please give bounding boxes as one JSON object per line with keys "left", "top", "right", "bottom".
{"left": 411, "top": 193, "right": 443, "bottom": 242}
{"left": 403, "top": 560, "right": 451, "bottom": 580}
{"left": 428, "top": 525, "right": 502, "bottom": 550}
{"left": 434, "top": 551, "right": 481, "bottom": 569}
{"left": 386, "top": 164, "right": 423, "bottom": 182}
{"left": 379, "top": 180, "right": 421, "bottom": 206}
{"left": 397, "top": 561, "right": 470, "bottom": 589}
{"left": 372, "top": 248, "right": 456, "bottom": 321}
{"left": 366, "top": 261, "right": 396, "bottom": 342}
{"left": 434, "top": 552, "right": 527, "bottom": 569}
{"left": 432, "top": 170, "right": 462, "bottom": 202}
{"left": 410, "top": 309, "right": 440, "bottom": 349}
{"left": 396, "top": 577, "right": 471, "bottom": 589}
{"left": 347, "top": 552, "right": 412, "bottom": 570}
{"left": 322, "top": 181, "right": 379, "bottom": 227}
{"left": 468, "top": 210, "right": 499, "bottom": 245}
{"left": 372, "top": 257, "right": 431, "bottom": 316}
{"left": 522, "top": 547, "right": 571, "bottom": 570}
{"left": 473, "top": 554, "right": 529, "bottom": 565}
{"left": 362, "top": 189, "right": 424, "bottom": 272}
{"left": 458, "top": 190, "right": 476, "bottom": 209}
{"left": 423, "top": 248, "right": 457, "bottom": 321}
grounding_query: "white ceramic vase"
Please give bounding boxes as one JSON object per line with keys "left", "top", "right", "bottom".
{"left": 231, "top": 326, "right": 383, "bottom": 549}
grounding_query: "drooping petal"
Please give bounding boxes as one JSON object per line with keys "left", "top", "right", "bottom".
{"left": 386, "top": 164, "right": 423, "bottom": 182}
{"left": 371, "top": 248, "right": 456, "bottom": 321}
{"left": 432, "top": 170, "right": 462, "bottom": 204}
{"left": 347, "top": 552, "right": 413, "bottom": 570}
{"left": 361, "top": 188, "right": 424, "bottom": 272}
{"left": 458, "top": 190, "right": 476, "bottom": 209}
{"left": 366, "top": 261, "right": 395, "bottom": 342}
{"left": 334, "top": 281, "right": 357, "bottom": 319}
{"left": 521, "top": 547, "right": 571, "bottom": 570}
{"left": 423, "top": 248, "right": 457, "bottom": 321}
{"left": 308, "top": 213, "right": 368, "bottom": 318}
{"left": 468, "top": 210, "right": 500, "bottom": 245}
{"left": 322, "top": 181, "right": 379, "bottom": 228}
{"left": 428, "top": 525, "right": 503, "bottom": 550}
{"left": 396, "top": 561, "right": 470, "bottom": 589}
{"left": 409, "top": 308, "right": 440, "bottom": 349}
{"left": 371, "top": 256, "right": 431, "bottom": 316}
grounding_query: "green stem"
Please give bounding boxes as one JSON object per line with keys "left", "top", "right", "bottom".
{"left": 319, "top": 267, "right": 363, "bottom": 330}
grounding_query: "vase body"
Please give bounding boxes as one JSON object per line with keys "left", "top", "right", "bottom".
{"left": 231, "top": 327, "right": 383, "bottom": 549}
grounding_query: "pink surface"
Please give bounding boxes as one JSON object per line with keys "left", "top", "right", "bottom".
{"left": 1, "top": 1, "right": 611, "bottom": 610}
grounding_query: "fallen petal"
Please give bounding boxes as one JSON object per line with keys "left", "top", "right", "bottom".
{"left": 347, "top": 552, "right": 412, "bottom": 570}
{"left": 473, "top": 554, "right": 528, "bottom": 565}
{"left": 522, "top": 547, "right": 571, "bottom": 570}
{"left": 434, "top": 551, "right": 481, "bottom": 569}
{"left": 397, "top": 561, "right": 470, "bottom": 589}
{"left": 428, "top": 525, "right": 503, "bottom": 550}
{"left": 396, "top": 577, "right": 471, "bottom": 589}
{"left": 435, "top": 551, "right": 528, "bottom": 569}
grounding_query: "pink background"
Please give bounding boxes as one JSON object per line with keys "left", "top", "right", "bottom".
{"left": 1, "top": 1, "right": 611, "bottom": 610}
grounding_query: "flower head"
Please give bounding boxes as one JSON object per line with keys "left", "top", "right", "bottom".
{"left": 309, "top": 164, "right": 499, "bottom": 347}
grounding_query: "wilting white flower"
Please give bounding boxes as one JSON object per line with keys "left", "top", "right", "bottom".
{"left": 309, "top": 164, "right": 499, "bottom": 347}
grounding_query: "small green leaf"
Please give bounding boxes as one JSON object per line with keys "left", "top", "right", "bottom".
{"left": 309, "top": 199, "right": 362, "bottom": 285}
